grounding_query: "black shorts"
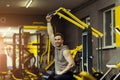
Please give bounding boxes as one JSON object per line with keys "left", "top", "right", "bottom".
{"left": 54, "top": 71, "right": 74, "bottom": 80}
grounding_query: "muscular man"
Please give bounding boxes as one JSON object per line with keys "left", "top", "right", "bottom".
{"left": 46, "top": 15, "right": 75, "bottom": 80}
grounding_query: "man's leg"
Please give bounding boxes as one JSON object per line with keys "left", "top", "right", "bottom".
{"left": 54, "top": 72, "right": 73, "bottom": 80}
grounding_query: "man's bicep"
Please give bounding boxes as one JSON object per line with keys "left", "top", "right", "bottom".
{"left": 63, "top": 50, "right": 74, "bottom": 63}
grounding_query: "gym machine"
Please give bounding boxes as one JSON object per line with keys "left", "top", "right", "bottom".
{"left": 46, "top": 7, "right": 104, "bottom": 80}
{"left": 12, "top": 25, "right": 50, "bottom": 79}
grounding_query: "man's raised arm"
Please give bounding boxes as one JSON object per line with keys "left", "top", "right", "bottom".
{"left": 46, "top": 15, "right": 55, "bottom": 46}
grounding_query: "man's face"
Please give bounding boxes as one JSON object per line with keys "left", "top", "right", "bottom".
{"left": 55, "top": 35, "right": 63, "bottom": 47}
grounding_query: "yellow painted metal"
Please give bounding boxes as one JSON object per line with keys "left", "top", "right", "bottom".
{"left": 23, "top": 26, "right": 47, "bottom": 30}
{"left": 106, "top": 62, "right": 120, "bottom": 69}
{"left": 56, "top": 12, "right": 99, "bottom": 37}
{"left": 12, "top": 70, "right": 37, "bottom": 80}
{"left": 70, "top": 45, "right": 82, "bottom": 58}
{"left": 73, "top": 75, "right": 83, "bottom": 80}
{"left": 91, "top": 27, "right": 103, "bottom": 37}
{"left": 92, "top": 67, "right": 96, "bottom": 73}
{"left": 80, "top": 71, "right": 96, "bottom": 80}
{"left": 27, "top": 39, "right": 38, "bottom": 57}
{"left": 47, "top": 38, "right": 51, "bottom": 65}
{"left": 115, "top": 6, "right": 120, "bottom": 47}
{"left": 53, "top": 7, "right": 103, "bottom": 37}
{"left": 62, "top": 8, "right": 88, "bottom": 27}
{"left": 117, "top": 63, "right": 120, "bottom": 68}
{"left": 25, "top": 69, "right": 37, "bottom": 77}
{"left": 12, "top": 74, "right": 22, "bottom": 80}
{"left": 40, "top": 37, "right": 49, "bottom": 65}
{"left": 55, "top": 12, "right": 85, "bottom": 30}
{"left": 62, "top": 8, "right": 103, "bottom": 37}
{"left": 32, "top": 21, "right": 44, "bottom": 25}
{"left": 45, "top": 60, "right": 55, "bottom": 70}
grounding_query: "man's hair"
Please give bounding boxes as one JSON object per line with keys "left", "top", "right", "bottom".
{"left": 55, "top": 33, "right": 64, "bottom": 40}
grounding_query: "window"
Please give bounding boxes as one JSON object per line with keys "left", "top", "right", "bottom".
{"left": 103, "top": 8, "right": 115, "bottom": 48}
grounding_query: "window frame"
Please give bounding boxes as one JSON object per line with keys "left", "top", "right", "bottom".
{"left": 103, "top": 8, "right": 116, "bottom": 48}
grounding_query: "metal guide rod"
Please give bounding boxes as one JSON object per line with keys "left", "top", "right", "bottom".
{"left": 97, "top": 37, "right": 103, "bottom": 72}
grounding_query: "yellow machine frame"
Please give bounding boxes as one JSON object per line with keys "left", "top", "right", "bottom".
{"left": 51, "top": 7, "right": 103, "bottom": 37}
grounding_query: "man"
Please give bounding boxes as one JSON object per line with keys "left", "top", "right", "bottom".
{"left": 46, "top": 15, "right": 75, "bottom": 80}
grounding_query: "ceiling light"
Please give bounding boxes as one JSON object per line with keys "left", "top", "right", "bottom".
{"left": 115, "top": 27, "right": 120, "bottom": 35}
{"left": 25, "top": 0, "right": 32, "bottom": 8}
{"left": 6, "top": 4, "right": 10, "bottom": 7}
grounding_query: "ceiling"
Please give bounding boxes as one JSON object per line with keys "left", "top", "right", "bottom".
{"left": 0, "top": 0, "right": 92, "bottom": 15}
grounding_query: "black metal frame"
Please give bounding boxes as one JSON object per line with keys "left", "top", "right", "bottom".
{"left": 82, "top": 27, "right": 93, "bottom": 74}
